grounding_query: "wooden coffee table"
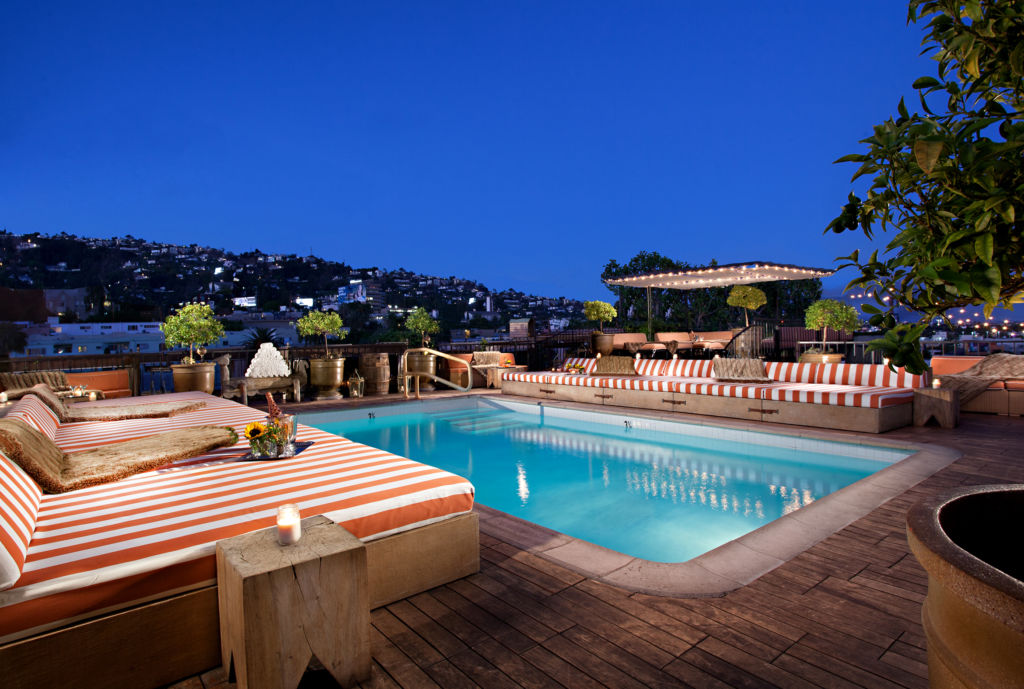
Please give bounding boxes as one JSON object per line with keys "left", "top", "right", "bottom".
{"left": 914, "top": 387, "right": 960, "bottom": 428}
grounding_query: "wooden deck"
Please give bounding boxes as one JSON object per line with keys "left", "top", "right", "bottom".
{"left": 175, "top": 412, "right": 1023, "bottom": 689}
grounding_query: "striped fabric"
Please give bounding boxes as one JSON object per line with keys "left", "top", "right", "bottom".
{"left": 816, "top": 363, "right": 928, "bottom": 389}
{"left": 0, "top": 394, "right": 474, "bottom": 641}
{"left": 6, "top": 396, "right": 60, "bottom": 440}
{"left": 763, "top": 383, "right": 914, "bottom": 408}
{"left": 596, "top": 376, "right": 677, "bottom": 393}
{"left": 677, "top": 380, "right": 768, "bottom": 399}
{"left": 504, "top": 372, "right": 604, "bottom": 387}
{"left": 634, "top": 359, "right": 667, "bottom": 376}
{"left": 0, "top": 453, "right": 43, "bottom": 589}
{"left": 562, "top": 357, "right": 597, "bottom": 374}
{"left": 662, "top": 359, "right": 715, "bottom": 377}
{"left": 765, "top": 362, "right": 819, "bottom": 383}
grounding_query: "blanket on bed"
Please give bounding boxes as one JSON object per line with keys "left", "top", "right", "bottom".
{"left": 936, "top": 353, "right": 1024, "bottom": 403}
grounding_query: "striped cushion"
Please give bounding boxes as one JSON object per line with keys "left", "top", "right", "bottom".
{"left": 816, "top": 363, "right": 928, "bottom": 389}
{"left": 597, "top": 376, "right": 677, "bottom": 393}
{"left": 504, "top": 372, "right": 603, "bottom": 387}
{"left": 562, "top": 357, "right": 597, "bottom": 374}
{"left": 0, "top": 453, "right": 42, "bottom": 589}
{"left": 765, "top": 362, "right": 819, "bottom": 383}
{"left": 662, "top": 359, "right": 714, "bottom": 377}
{"left": 763, "top": 383, "right": 914, "bottom": 408}
{"left": 677, "top": 380, "right": 768, "bottom": 399}
{"left": 5, "top": 396, "right": 59, "bottom": 440}
{"left": 634, "top": 359, "right": 667, "bottom": 376}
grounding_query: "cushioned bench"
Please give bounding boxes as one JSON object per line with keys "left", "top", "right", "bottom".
{"left": 502, "top": 357, "right": 925, "bottom": 433}
{"left": 931, "top": 355, "right": 1024, "bottom": 416}
{"left": 66, "top": 368, "right": 133, "bottom": 399}
{"left": 0, "top": 392, "right": 478, "bottom": 689}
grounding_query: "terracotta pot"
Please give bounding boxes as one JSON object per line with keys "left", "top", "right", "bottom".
{"left": 406, "top": 352, "right": 437, "bottom": 391}
{"left": 798, "top": 352, "right": 844, "bottom": 364}
{"left": 591, "top": 332, "right": 614, "bottom": 357}
{"left": 309, "top": 358, "right": 345, "bottom": 400}
{"left": 907, "top": 485, "right": 1024, "bottom": 689}
{"left": 171, "top": 363, "right": 216, "bottom": 394}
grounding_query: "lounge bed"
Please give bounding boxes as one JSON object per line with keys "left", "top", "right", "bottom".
{"left": 0, "top": 392, "right": 478, "bottom": 689}
{"left": 502, "top": 357, "right": 927, "bottom": 433}
{"left": 930, "top": 355, "right": 1024, "bottom": 416}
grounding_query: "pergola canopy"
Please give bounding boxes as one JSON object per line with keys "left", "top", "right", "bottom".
{"left": 604, "top": 262, "right": 834, "bottom": 290}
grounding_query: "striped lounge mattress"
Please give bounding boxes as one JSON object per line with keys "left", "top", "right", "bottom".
{"left": 0, "top": 392, "right": 475, "bottom": 643}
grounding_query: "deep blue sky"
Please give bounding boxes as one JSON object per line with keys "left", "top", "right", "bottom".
{"left": 2, "top": 2, "right": 926, "bottom": 301}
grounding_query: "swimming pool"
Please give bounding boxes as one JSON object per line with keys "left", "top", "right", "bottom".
{"left": 302, "top": 398, "right": 911, "bottom": 563}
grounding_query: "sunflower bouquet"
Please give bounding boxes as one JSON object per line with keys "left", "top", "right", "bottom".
{"left": 244, "top": 419, "right": 289, "bottom": 458}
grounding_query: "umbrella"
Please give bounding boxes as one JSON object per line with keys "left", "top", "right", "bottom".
{"left": 604, "top": 262, "right": 835, "bottom": 338}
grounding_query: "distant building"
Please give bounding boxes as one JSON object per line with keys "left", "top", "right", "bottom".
{"left": 18, "top": 319, "right": 164, "bottom": 357}
{"left": 44, "top": 288, "right": 94, "bottom": 319}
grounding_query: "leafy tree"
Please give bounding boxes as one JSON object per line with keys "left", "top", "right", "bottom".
{"left": 805, "top": 299, "right": 861, "bottom": 350}
{"left": 161, "top": 303, "right": 225, "bottom": 364}
{"left": 827, "top": 0, "right": 1024, "bottom": 373}
{"left": 583, "top": 301, "right": 617, "bottom": 332}
{"left": 294, "top": 310, "right": 346, "bottom": 358}
{"left": 727, "top": 285, "right": 767, "bottom": 326}
{"left": 404, "top": 307, "right": 440, "bottom": 347}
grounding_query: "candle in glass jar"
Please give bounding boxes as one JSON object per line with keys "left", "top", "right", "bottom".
{"left": 932, "top": 378, "right": 941, "bottom": 389}
{"left": 276, "top": 504, "right": 302, "bottom": 545}
{"left": 0, "top": 392, "right": 7, "bottom": 404}
{"left": 88, "top": 391, "right": 97, "bottom": 401}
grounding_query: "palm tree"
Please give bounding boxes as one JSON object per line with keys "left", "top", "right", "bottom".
{"left": 243, "top": 327, "right": 283, "bottom": 350}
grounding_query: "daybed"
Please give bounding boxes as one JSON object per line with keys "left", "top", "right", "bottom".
{"left": 0, "top": 392, "right": 478, "bottom": 689}
{"left": 502, "top": 357, "right": 927, "bottom": 433}
{"left": 931, "top": 354, "right": 1024, "bottom": 416}
{"left": 446, "top": 351, "right": 516, "bottom": 388}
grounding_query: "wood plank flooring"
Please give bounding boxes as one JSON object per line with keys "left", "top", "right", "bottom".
{"left": 176, "top": 413, "right": 1023, "bottom": 689}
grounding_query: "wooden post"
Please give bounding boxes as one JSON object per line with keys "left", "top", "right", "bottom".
{"left": 914, "top": 387, "right": 960, "bottom": 429}
{"left": 216, "top": 515, "right": 370, "bottom": 689}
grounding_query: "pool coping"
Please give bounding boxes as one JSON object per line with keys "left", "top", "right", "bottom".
{"left": 473, "top": 394, "right": 963, "bottom": 598}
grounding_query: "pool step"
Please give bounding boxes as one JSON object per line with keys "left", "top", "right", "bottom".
{"left": 448, "top": 417, "right": 529, "bottom": 434}
{"left": 425, "top": 409, "right": 493, "bottom": 422}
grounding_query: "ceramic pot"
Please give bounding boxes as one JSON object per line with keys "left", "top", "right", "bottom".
{"left": 907, "top": 484, "right": 1024, "bottom": 689}
{"left": 591, "top": 332, "right": 614, "bottom": 357}
{"left": 171, "top": 363, "right": 216, "bottom": 394}
{"left": 309, "top": 358, "right": 345, "bottom": 400}
{"left": 406, "top": 352, "right": 436, "bottom": 391}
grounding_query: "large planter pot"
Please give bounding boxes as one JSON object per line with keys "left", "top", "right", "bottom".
{"left": 171, "top": 363, "right": 216, "bottom": 394}
{"left": 798, "top": 351, "right": 845, "bottom": 364}
{"left": 907, "top": 485, "right": 1024, "bottom": 689}
{"left": 309, "top": 358, "right": 345, "bottom": 400}
{"left": 591, "top": 332, "right": 614, "bottom": 357}
{"left": 406, "top": 352, "right": 437, "bottom": 391}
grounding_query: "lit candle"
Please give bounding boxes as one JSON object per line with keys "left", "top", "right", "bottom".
{"left": 933, "top": 378, "right": 941, "bottom": 389}
{"left": 595, "top": 352, "right": 602, "bottom": 359}
{"left": 276, "top": 504, "right": 302, "bottom": 545}
{"left": 0, "top": 392, "right": 6, "bottom": 404}
{"left": 88, "top": 391, "right": 97, "bottom": 401}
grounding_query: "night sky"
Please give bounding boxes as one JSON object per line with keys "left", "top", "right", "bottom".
{"left": 3, "top": 2, "right": 926, "bottom": 300}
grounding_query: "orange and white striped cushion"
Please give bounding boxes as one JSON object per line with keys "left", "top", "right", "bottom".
{"left": 503, "top": 372, "right": 604, "bottom": 387}
{"left": 634, "top": 359, "right": 667, "bottom": 376}
{"left": 562, "top": 357, "right": 597, "bottom": 374}
{"left": 597, "top": 376, "right": 677, "bottom": 393}
{"left": 0, "top": 453, "right": 43, "bottom": 589}
{"left": 6, "top": 396, "right": 59, "bottom": 440}
{"left": 763, "top": 383, "right": 914, "bottom": 408}
{"left": 765, "top": 362, "right": 819, "bottom": 383}
{"left": 677, "top": 380, "right": 768, "bottom": 399}
{"left": 662, "top": 359, "right": 714, "bottom": 377}
{"left": 815, "top": 363, "right": 927, "bottom": 389}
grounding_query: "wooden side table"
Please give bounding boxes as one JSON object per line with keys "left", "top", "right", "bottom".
{"left": 486, "top": 365, "right": 527, "bottom": 389}
{"left": 914, "top": 387, "right": 960, "bottom": 429}
{"left": 216, "top": 515, "right": 370, "bottom": 689}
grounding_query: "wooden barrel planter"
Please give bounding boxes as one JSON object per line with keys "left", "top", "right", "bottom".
{"left": 405, "top": 352, "right": 436, "bottom": 391}
{"left": 907, "top": 484, "right": 1024, "bottom": 689}
{"left": 358, "top": 353, "right": 391, "bottom": 395}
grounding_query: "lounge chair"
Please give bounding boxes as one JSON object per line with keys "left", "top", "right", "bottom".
{"left": 26, "top": 383, "right": 206, "bottom": 422}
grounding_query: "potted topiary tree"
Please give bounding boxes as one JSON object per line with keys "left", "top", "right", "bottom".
{"left": 727, "top": 285, "right": 767, "bottom": 327}
{"left": 161, "top": 303, "right": 225, "bottom": 394}
{"left": 583, "top": 300, "right": 617, "bottom": 356}
{"left": 802, "top": 299, "right": 860, "bottom": 363}
{"left": 295, "top": 310, "right": 347, "bottom": 399}
{"left": 403, "top": 307, "right": 441, "bottom": 390}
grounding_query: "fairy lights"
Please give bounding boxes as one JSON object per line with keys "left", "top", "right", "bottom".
{"left": 604, "top": 262, "right": 834, "bottom": 290}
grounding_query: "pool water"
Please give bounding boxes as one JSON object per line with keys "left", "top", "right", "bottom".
{"left": 303, "top": 399, "right": 909, "bottom": 562}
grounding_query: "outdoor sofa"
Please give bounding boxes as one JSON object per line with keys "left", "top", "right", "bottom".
{"left": 0, "top": 391, "right": 478, "bottom": 689}
{"left": 931, "top": 354, "right": 1024, "bottom": 416}
{"left": 502, "top": 357, "right": 928, "bottom": 433}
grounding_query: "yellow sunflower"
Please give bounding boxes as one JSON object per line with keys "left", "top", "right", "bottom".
{"left": 244, "top": 421, "right": 266, "bottom": 440}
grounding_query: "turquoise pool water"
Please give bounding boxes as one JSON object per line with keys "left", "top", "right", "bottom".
{"left": 303, "top": 399, "right": 909, "bottom": 562}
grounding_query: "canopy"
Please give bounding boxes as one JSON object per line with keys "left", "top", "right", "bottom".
{"left": 604, "top": 261, "right": 835, "bottom": 338}
{"left": 604, "top": 262, "right": 834, "bottom": 290}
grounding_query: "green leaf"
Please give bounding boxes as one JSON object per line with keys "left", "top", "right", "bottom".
{"left": 974, "top": 233, "right": 994, "bottom": 265}
{"left": 912, "top": 76, "right": 941, "bottom": 89}
{"left": 913, "top": 140, "right": 943, "bottom": 172}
